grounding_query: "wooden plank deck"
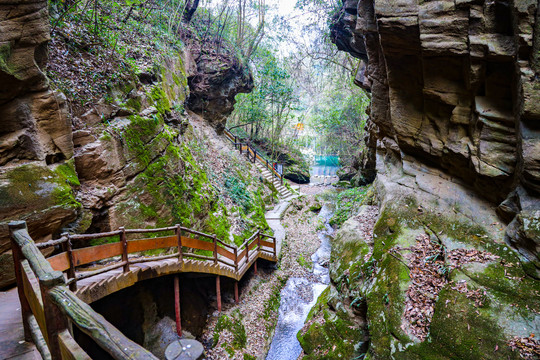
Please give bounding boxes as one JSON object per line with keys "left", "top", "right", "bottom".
{"left": 0, "top": 288, "right": 41, "bottom": 360}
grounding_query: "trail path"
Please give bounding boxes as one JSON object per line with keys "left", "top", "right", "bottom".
{"left": 0, "top": 289, "right": 40, "bottom": 359}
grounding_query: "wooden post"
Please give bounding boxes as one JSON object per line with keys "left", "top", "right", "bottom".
{"left": 120, "top": 227, "right": 129, "bottom": 272}
{"left": 174, "top": 275, "right": 182, "bottom": 337}
{"left": 246, "top": 239, "right": 249, "bottom": 263}
{"left": 257, "top": 230, "right": 261, "bottom": 250}
{"left": 8, "top": 221, "right": 32, "bottom": 341}
{"left": 63, "top": 233, "right": 77, "bottom": 291}
{"left": 176, "top": 224, "right": 183, "bottom": 264}
{"left": 216, "top": 275, "right": 221, "bottom": 312}
{"left": 39, "top": 268, "right": 68, "bottom": 359}
{"left": 213, "top": 234, "right": 217, "bottom": 265}
{"left": 234, "top": 281, "right": 239, "bottom": 304}
{"left": 273, "top": 236, "right": 277, "bottom": 259}
{"left": 234, "top": 247, "right": 238, "bottom": 272}
{"left": 254, "top": 260, "right": 258, "bottom": 275}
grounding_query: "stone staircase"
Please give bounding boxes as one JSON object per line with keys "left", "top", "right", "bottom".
{"left": 254, "top": 162, "right": 295, "bottom": 200}
{"left": 222, "top": 128, "right": 297, "bottom": 200}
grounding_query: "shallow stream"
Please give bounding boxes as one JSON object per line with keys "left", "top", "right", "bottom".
{"left": 265, "top": 203, "right": 335, "bottom": 360}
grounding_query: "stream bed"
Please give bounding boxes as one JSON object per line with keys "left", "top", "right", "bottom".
{"left": 266, "top": 203, "right": 335, "bottom": 360}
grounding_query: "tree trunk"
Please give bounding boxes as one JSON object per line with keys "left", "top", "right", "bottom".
{"left": 182, "top": 0, "right": 200, "bottom": 23}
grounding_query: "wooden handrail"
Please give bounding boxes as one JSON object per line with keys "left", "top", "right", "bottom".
{"left": 223, "top": 127, "right": 285, "bottom": 183}
{"left": 36, "top": 236, "right": 68, "bottom": 249}
{"left": 125, "top": 226, "right": 177, "bottom": 234}
{"left": 9, "top": 221, "right": 157, "bottom": 360}
{"left": 48, "top": 285, "right": 157, "bottom": 359}
{"left": 180, "top": 227, "right": 215, "bottom": 240}
{"left": 40, "top": 224, "right": 277, "bottom": 291}
{"left": 69, "top": 230, "right": 122, "bottom": 241}
{"left": 10, "top": 219, "right": 278, "bottom": 359}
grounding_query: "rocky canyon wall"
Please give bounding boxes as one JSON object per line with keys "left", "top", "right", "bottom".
{"left": 0, "top": 0, "right": 79, "bottom": 287}
{"left": 332, "top": 0, "right": 539, "bottom": 277}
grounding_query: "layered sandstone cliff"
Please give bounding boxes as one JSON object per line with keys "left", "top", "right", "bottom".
{"left": 0, "top": 0, "right": 79, "bottom": 287}
{"left": 332, "top": 0, "right": 539, "bottom": 277}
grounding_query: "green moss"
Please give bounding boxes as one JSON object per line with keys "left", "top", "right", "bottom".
{"left": 123, "top": 115, "right": 162, "bottom": 167}
{"left": 298, "top": 286, "right": 366, "bottom": 359}
{"left": 263, "top": 276, "right": 288, "bottom": 321}
{"left": 352, "top": 198, "right": 539, "bottom": 360}
{"left": 330, "top": 234, "right": 371, "bottom": 282}
{"left": 125, "top": 97, "right": 142, "bottom": 112}
{"left": 100, "top": 131, "right": 112, "bottom": 142}
{"left": 115, "top": 120, "right": 237, "bottom": 242}
{"left": 330, "top": 186, "right": 371, "bottom": 227}
{"left": 150, "top": 85, "right": 171, "bottom": 114}
{"left": 54, "top": 160, "right": 81, "bottom": 187}
{"left": 0, "top": 162, "right": 80, "bottom": 210}
{"left": 213, "top": 312, "right": 246, "bottom": 350}
{"left": 405, "top": 287, "right": 520, "bottom": 360}
{"left": 0, "top": 42, "right": 15, "bottom": 76}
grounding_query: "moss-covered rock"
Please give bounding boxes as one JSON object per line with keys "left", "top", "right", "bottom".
{"left": 361, "top": 200, "right": 539, "bottom": 360}
{"left": 109, "top": 117, "right": 233, "bottom": 240}
{"left": 0, "top": 161, "right": 81, "bottom": 287}
{"left": 297, "top": 286, "right": 367, "bottom": 359}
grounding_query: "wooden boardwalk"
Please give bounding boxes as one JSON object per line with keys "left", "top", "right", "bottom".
{"left": 5, "top": 219, "right": 279, "bottom": 360}
{"left": 0, "top": 288, "right": 40, "bottom": 360}
{"left": 2, "top": 129, "right": 297, "bottom": 359}
{"left": 74, "top": 244, "right": 276, "bottom": 304}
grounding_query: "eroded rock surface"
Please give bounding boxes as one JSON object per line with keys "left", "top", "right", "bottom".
{"left": 0, "top": 0, "right": 79, "bottom": 287}
{"left": 331, "top": 0, "right": 540, "bottom": 277}
{"left": 183, "top": 31, "right": 254, "bottom": 133}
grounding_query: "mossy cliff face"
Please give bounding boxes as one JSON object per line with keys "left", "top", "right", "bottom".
{"left": 0, "top": 0, "right": 267, "bottom": 287}
{"left": 331, "top": 0, "right": 540, "bottom": 278}
{"left": 73, "top": 50, "right": 271, "bottom": 244}
{"left": 364, "top": 179, "right": 538, "bottom": 359}
{"left": 320, "top": 3, "right": 540, "bottom": 356}
{"left": 0, "top": 0, "right": 77, "bottom": 288}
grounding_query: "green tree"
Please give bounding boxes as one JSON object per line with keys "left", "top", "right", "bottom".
{"left": 230, "top": 48, "right": 298, "bottom": 156}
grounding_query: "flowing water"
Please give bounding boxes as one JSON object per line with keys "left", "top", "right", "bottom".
{"left": 266, "top": 203, "right": 335, "bottom": 360}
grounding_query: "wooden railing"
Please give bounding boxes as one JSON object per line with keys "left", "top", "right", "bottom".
{"left": 223, "top": 128, "right": 284, "bottom": 185}
{"left": 9, "top": 221, "right": 158, "bottom": 360}
{"left": 10, "top": 221, "right": 277, "bottom": 360}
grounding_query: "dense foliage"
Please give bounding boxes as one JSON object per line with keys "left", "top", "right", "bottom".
{"left": 226, "top": 0, "right": 369, "bottom": 172}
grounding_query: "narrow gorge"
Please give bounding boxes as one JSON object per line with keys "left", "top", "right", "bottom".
{"left": 0, "top": 0, "right": 539, "bottom": 360}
